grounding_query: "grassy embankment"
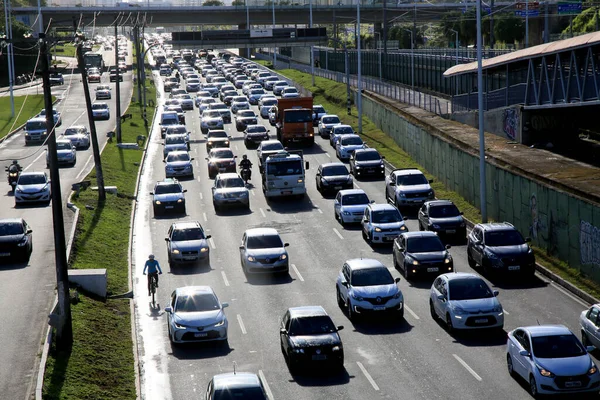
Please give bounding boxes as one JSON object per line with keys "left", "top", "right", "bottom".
{"left": 262, "top": 65, "right": 600, "bottom": 300}
{"left": 0, "top": 95, "right": 47, "bottom": 140}
{"left": 42, "top": 71, "right": 156, "bottom": 399}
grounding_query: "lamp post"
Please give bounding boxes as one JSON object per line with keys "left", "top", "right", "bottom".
{"left": 246, "top": 0, "right": 250, "bottom": 58}
{"left": 310, "top": 0, "right": 315, "bottom": 86}
{"left": 357, "top": 0, "right": 362, "bottom": 134}
{"left": 476, "top": 0, "right": 487, "bottom": 222}
{"left": 525, "top": 0, "right": 529, "bottom": 48}
{"left": 450, "top": 28, "right": 459, "bottom": 96}
{"left": 404, "top": 28, "right": 414, "bottom": 92}
{"left": 3, "top": 0, "right": 15, "bottom": 117}
{"left": 374, "top": 31, "right": 382, "bottom": 81}
{"left": 272, "top": 0, "right": 276, "bottom": 68}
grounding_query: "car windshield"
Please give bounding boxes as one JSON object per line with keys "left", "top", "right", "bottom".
{"left": 289, "top": 315, "right": 337, "bottom": 336}
{"left": 92, "top": 104, "right": 107, "bottom": 110}
{"left": 448, "top": 278, "right": 493, "bottom": 301}
{"left": 266, "top": 160, "right": 302, "bottom": 176}
{"left": 429, "top": 204, "right": 461, "bottom": 218}
{"left": 485, "top": 230, "right": 525, "bottom": 246}
{"left": 165, "top": 136, "right": 186, "bottom": 144}
{"left": 211, "top": 150, "right": 234, "bottom": 159}
{"left": 246, "top": 234, "right": 283, "bottom": 249}
{"left": 250, "top": 89, "right": 265, "bottom": 94}
{"left": 211, "top": 104, "right": 228, "bottom": 110}
{"left": 0, "top": 222, "right": 24, "bottom": 236}
{"left": 261, "top": 142, "right": 284, "bottom": 151}
{"left": 283, "top": 88, "right": 298, "bottom": 93}
{"left": 19, "top": 174, "right": 46, "bottom": 185}
{"left": 372, "top": 209, "right": 401, "bottom": 223}
{"left": 396, "top": 174, "right": 428, "bottom": 186}
{"left": 531, "top": 334, "right": 586, "bottom": 359}
{"left": 202, "top": 99, "right": 216, "bottom": 104}
{"left": 166, "top": 153, "right": 190, "bottom": 162}
{"left": 26, "top": 121, "right": 46, "bottom": 130}
{"left": 234, "top": 97, "right": 247, "bottom": 102}
{"left": 341, "top": 193, "right": 369, "bottom": 206}
{"left": 187, "top": 79, "right": 200, "bottom": 84}
{"left": 166, "top": 127, "right": 187, "bottom": 135}
{"left": 56, "top": 142, "right": 72, "bottom": 150}
{"left": 155, "top": 184, "right": 182, "bottom": 194}
{"left": 174, "top": 293, "right": 219, "bottom": 312}
{"left": 213, "top": 387, "right": 267, "bottom": 400}
{"left": 262, "top": 99, "right": 277, "bottom": 106}
{"left": 352, "top": 268, "right": 394, "bottom": 287}
{"left": 314, "top": 106, "right": 325, "bottom": 114}
{"left": 97, "top": 86, "right": 109, "bottom": 91}
{"left": 355, "top": 151, "right": 381, "bottom": 161}
{"left": 322, "top": 116, "right": 340, "bottom": 124}
{"left": 322, "top": 165, "right": 348, "bottom": 176}
{"left": 341, "top": 137, "right": 363, "bottom": 146}
{"left": 334, "top": 126, "right": 354, "bottom": 134}
{"left": 204, "top": 111, "right": 221, "bottom": 118}
{"left": 208, "top": 131, "right": 228, "bottom": 138}
{"left": 239, "top": 111, "right": 256, "bottom": 118}
{"left": 217, "top": 177, "right": 245, "bottom": 188}
{"left": 247, "top": 126, "right": 267, "bottom": 133}
{"left": 64, "top": 127, "right": 86, "bottom": 136}
{"left": 177, "top": 94, "right": 192, "bottom": 100}
{"left": 171, "top": 228, "right": 205, "bottom": 241}
{"left": 406, "top": 236, "right": 445, "bottom": 253}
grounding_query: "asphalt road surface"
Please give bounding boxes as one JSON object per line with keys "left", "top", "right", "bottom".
{"left": 0, "top": 42, "right": 133, "bottom": 400}
{"left": 134, "top": 56, "right": 599, "bottom": 399}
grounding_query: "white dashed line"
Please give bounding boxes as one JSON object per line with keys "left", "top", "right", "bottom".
{"left": 354, "top": 183, "right": 361, "bottom": 189}
{"left": 291, "top": 264, "right": 304, "bottom": 282}
{"left": 503, "top": 309, "right": 509, "bottom": 315}
{"left": 325, "top": 153, "right": 331, "bottom": 158}
{"left": 237, "top": 314, "right": 247, "bottom": 334}
{"left": 221, "top": 271, "right": 230, "bottom": 286}
{"left": 195, "top": 160, "right": 199, "bottom": 167}
{"left": 258, "top": 371, "right": 274, "bottom": 400}
{"left": 260, "top": 208, "right": 266, "bottom": 218}
{"left": 209, "top": 237, "right": 216, "bottom": 249}
{"left": 316, "top": 208, "right": 323, "bottom": 214}
{"left": 453, "top": 354, "right": 482, "bottom": 381}
{"left": 333, "top": 228, "right": 344, "bottom": 240}
{"left": 24, "top": 151, "right": 46, "bottom": 172}
{"left": 251, "top": 189, "right": 255, "bottom": 196}
{"left": 199, "top": 192, "right": 203, "bottom": 200}
{"left": 356, "top": 361, "right": 379, "bottom": 391}
{"left": 75, "top": 155, "right": 94, "bottom": 179}
{"left": 203, "top": 212, "right": 207, "bottom": 222}
{"left": 404, "top": 305, "right": 420, "bottom": 320}
{"left": 197, "top": 176, "right": 201, "bottom": 182}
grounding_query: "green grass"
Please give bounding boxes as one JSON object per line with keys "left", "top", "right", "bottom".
{"left": 0, "top": 95, "right": 47, "bottom": 140}
{"left": 43, "top": 73, "right": 157, "bottom": 400}
{"left": 54, "top": 44, "right": 77, "bottom": 58}
{"left": 271, "top": 68, "right": 600, "bottom": 300}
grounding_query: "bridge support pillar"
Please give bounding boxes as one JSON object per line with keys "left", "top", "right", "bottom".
{"left": 239, "top": 24, "right": 250, "bottom": 59}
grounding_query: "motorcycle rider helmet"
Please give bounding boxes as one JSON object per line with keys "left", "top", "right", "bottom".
{"left": 148, "top": 254, "right": 155, "bottom": 260}
{"left": 242, "top": 154, "right": 248, "bottom": 160}
{"left": 12, "top": 160, "right": 18, "bottom": 165}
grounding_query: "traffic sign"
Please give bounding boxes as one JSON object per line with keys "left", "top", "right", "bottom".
{"left": 515, "top": 1, "right": 539, "bottom": 10}
{"left": 558, "top": 1, "right": 582, "bottom": 15}
{"left": 515, "top": 10, "right": 540, "bottom": 17}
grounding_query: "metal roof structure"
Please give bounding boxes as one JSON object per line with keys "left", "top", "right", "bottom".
{"left": 443, "top": 31, "right": 600, "bottom": 77}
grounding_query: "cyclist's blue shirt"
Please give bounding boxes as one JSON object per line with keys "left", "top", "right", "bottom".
{"left": 144, "top": 259, "right": 162, "bottom": 274}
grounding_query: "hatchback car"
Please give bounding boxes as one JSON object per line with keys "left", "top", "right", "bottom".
{"left": 94, "top": 84, "right": 111, "bottom": 100}
{"left": 385, "top": 168, "right": 435, "bottom": 209}
{"left": 15, "top": 172, "right": 51, "bottom": 206}
{"left": 336, "top": 258, "right": 403, "bottom": 320}
{"left": 349, "top": 148, "right": 385, "bottom": 179}
{"left": 334, "top": 189, "right": 372, "bottom": 226}
{"left": 47, "top": 139, "right": 76, "bottom": 167}
{"left": 280, "top": 306, "right": 344, "bottom": 372}
{"left": 239, "top": 228, "right": 289, "bottom": 274}
{"left": 164, "top": 151, "right": 194, "bottom": 179}
{"left": 257, "top": 140, "right": 284, "bottom": 167}
{"left": 206, "top": 148, "right": 237, "bottom": 179}
{"left": 243, "top": 125, "right": 269, "bottom": 148}
{"left": 91, "top": 102, "right": 110, "bottom": 120}
{"left": 430, "top": 272, "right": 504, "bottom": 332}
{"left": 580, "top": 304, "right": 600, "bottom": 349}
{"left": 206, "top": 130, "right": 231, "bottom": 151}
{"left": 418, "top": 200, "right": 466, "bottom": 239}
{"left": 392, "top": 231, "right": 454, "bottom": 279}
{"left": 506, "top": 325, "right": 600, "bottom": 397}
{"left": 151, "top": 178, "right": 186, "bottom": 216}
{"left": 61, "top": 125, "right": 90, "bottom": 150}
{"left": 281, "top": 87, "right": 299, "bottom": 98}
{"left": 205, "top": 372, "right": 269, "bottom": 399}
{"left": 165, "top": 286, "right": 228, "bottom": 344}
{"left": 467, "top": 222, "right": 535, "bottom": 277}
{"left": 165, "top": 221, "right": 211, "bottom": 266}
{"left": 361, "top": 203, "right": 408, "bottom": 245}
{"left": 0, "top": 218, "right": 33, "bottom": 262}
{"left": 315, "top": 163, "right": 353, "bottom": 195}
{"left": 336, "top": 134, "right": 365, "bottom": 161}
{"left": 212, "top": 173, "right": 250, "bottom": 211}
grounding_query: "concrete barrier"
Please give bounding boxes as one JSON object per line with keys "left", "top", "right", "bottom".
{"left": 68, "top": 269, "right": 107, "bottom": 299}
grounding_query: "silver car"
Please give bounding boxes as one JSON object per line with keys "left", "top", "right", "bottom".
{"left": 15, "top": 172, "right": 51, "bottom": 206}
{"left": 212, "top": 173, "right": 250, "bottom": 211}
{"left": 334, "top": 189, "right": 372, "bottom": 226}
{"left": 175, "top": 94, "right": 194, "bottom": 110}
{"left": 200, "top": 110, "right": 224, "bottom": 134}
{"left": 239, "top": 228, "right": 289, "bottom": 275}
{"left": 164, "top": 286, "right": 228, "bottom": 344}
{"left": 61, "top": 125, "right": 90, "bottom": 149}
{"left": 95, "top": 84, "right": 111, "bottom": 100}
{"left": 165, "top": 221, "right": 211, "bottom": 266}
{"left": 231, "top": 100, "right": 250, "bottom": 114}
{"left": 318, "top": 114, "right": 341, "bottom": 138}
{"left": 163, "top": 134, "right": 189, "bottom": 159}
{"left": 164, "top": 151, "right": 194, "bottom": 178}
{"left": 46, "top": 139, "right": 76, "bottom": 167}
{"left": 91, "top": 102, "right": 110, "bottom": 120}
{"left": 361, "top": 203, "right": 408, "bottom": 245}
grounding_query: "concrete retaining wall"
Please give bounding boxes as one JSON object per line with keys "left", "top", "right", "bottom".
{"left": 360, "top": 93, "right": 600, "bottom": 282}
{"left": 451, "top": 105, "right": 523, "bottom": 143}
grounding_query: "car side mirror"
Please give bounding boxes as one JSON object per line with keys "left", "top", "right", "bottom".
{"left": 190, "top": 157, "right": 195, "bottom": 161}
{"left": 222, "top": 302, "right": 229, "bottom": 308}
{"left": 205, "top": 235, "right": 212, "bottom": 239}
{"left": 437, "top": 294, "right": 446, "bottom": 302}
{"left": 239, "top": 245, "right": 244, "bottom": 250}
{"left": 370, "top": 200, "right": 375, "bottom": 204}
{"left": 205, "top": 157, "right": 209, "bottom": 160}
{"left": 519, "top": 350, "right": 530, "bottom": 357}
{"left": 445, "top": 244, "right": 451, "bottom": 249}
{"left": 587, "top": 345, "right": 596, "bottom": 352}
{"left": 305, "top": 161, "right": 309, "bottom": 170}
{"left": 429, "top": 179, "right": 434, "bottom": 183}
{"left": 389, "top": 181, "right": 396, "bottom": 186}
{"left": 336, "top": 325, "right": 344, "bottom": 331}
{"left": 493, "top": 290, "right": 499, "bottom": 297}
{"left": 27, "top": 229, "right": 33, "bottom": 234}
{"left": 164, "top": 306, "right": 172, "bottom": 313}
{"left": 280, "top": 328, "right": 287, "bottom": 334}
{"left": 183, "top": 189, "right": 188, "bottom": 193}
{"left": 525, "top": 237, "right": 532, "bottom": 242}
{"left": 460, "top": 212, "right": 464, "bottom": 215}
{"left": 162, "top": 160, "right": 166, "bottom": 163}
{"left": 149, "top": 192, "right": 154, "bottom": 195}
{"left": 403, "top": 216, "right": 408, "bottom": 221}
{"left": 284, "top": 243, "right": 290, "bottom": 247}
{"left": 381, "top": 155, "right": 386, "bottom": 159}
{"left": 395, "top": 277, "right": 401, "bottom": 283}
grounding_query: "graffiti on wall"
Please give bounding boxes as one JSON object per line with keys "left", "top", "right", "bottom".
{"left": 580, "top": 220, "right": 600, "bottom": 267}
{"left": 529, "top": 194, "right": 546, "bottom": 239}
{"left": 503, "top": 108, "right": 519, "bottom": 140}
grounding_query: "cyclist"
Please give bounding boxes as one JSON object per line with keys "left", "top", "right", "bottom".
{"left": 143, "top": 254, "right": 162, "bottom": 296}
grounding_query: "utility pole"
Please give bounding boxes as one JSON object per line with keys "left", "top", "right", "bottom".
{"left": 310, "top": 0, "right": 315, "bottom": 86}
{"left": 40, "top": 33, "right": 73, "bottom": 348}
{"left": 134, "top": 25, "right": 142, "bottom": 104}
{"left": 115, "top": 23, "right": 122, "bottom": 143}
{"left": 383, "top": 0, "right": 388, "bottom": 80}
{"left": 357, "top": 1, "right": 362, "bottom": 134}
{"left": 476, "top": 0, "right": 487, "bottom": 222}
{"left": 76, "top": 43, "right": 106, "bottom": 201}
{"left": 489, "top": 0, "right": 495, "bottom": 50}
{"left": 4, "top": 0, "right": 15, "bottom": 118}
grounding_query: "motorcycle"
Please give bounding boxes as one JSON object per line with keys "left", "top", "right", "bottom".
{"left": 5, "top": 166, "right": 20, "bottom": 192}
{"left": 240, "top": 165, "right": 252, "bottom": 185}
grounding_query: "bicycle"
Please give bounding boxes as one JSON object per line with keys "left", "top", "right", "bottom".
{"left": 148, "top": 272, "right": 159, "bottom": 306}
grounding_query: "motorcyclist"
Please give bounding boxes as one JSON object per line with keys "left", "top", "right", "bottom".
{"left": 175, "top": 71, "right": 180, "bottom": 81}
{"left": 8, "top": 160, "right": 22, "bottom": 173}
{"left": 143, "top": 254, "right": 162, "bottom": 296}
{"left": 239, "top": 155, "right": 252, "bottom": 182}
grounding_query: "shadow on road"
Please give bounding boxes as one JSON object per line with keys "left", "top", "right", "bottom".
{"left": 245, "top": 272, "right": 294, "bottom": 286}
{"left": 350, "top": 315, "right": 414, "bottom": 336}
{"left": 170, "top": 340, "right": 232, "bottom": 359}
{"left": 290, "top": 366, "right": 351, "bottom": 387}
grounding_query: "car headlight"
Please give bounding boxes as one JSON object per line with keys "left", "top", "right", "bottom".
{"left": 374, "top": 227, "right": 382, "bottom": 232}
{"left": 398, "top": 192, "right": 406, "bottom": 198}
{"left": 177, "top": 199, "right": 183, "bottom": 203}
{"left": 332, "top": 346, "right": 342, "bottom": 352}
{"left": 393, "top": 291, "right": 402, "bottom": 299}
{"left": 588, "top": 365, "right": 598, "bottom": 375}
{"left": 428, "top": 191, "right": 434, "bottom": 197}
{"left": 431, "top": 224, "right": 441, "bottom": 230}
{"left": 491, "top": 304, "right": 503, "bottom": 313}
{"left": 173, "top": 321, "right": 188, "bottom": 329}
{"left": 321, "top": 179, "right": 329, "bottom": 185}
{"left": 536, "top": 364, "right": 555, "bottom": 378}
{"left": 347, "top": 177, "right": 353, "bottom": 183}
{"left": 292, "top": 348, "right": 304, "bottom": 354}
{"left": 444, "top": 255, "right": 452, "bottom": 264}
{"left": 400, "top": 225, "right": 408, "bottom": 231}
{"left": 485, "top": 250, "right": 499, "bottom": 259}
{"left": 247, "top": 256, "right": 255, "bottom": 262}
{"left": 240, "top": 191, "right": 249, "bottom": 197}
{"left": 280, "top": 254, "right": 287, "bottom": 260}
{"left": 453, "top": 305, "right": 468, "bottom": 315}
{"left": 297, "top": 179, "right": 303, "bottom": 183}
{"left": 409, "top": 257, "right": 419, "bottom": 266}
{"left": 527, "top": 247, "right": 533, "bottom": 254}
{"left": 200, "top": 247, "right": 209, "bottom": 253}
{"left": 17, "top": 237, "right": 28, "bottom": 247}
{"left": 351, "top": 292, "right": 363, "bottom": 301}
{"left": 214, "top": 319, "right": 226, "bottom": 327}
{"left": 172, "top": 249, "right": 180, "bottom": 254}
{"left": 155, "top": 200, "right": 161, "bottom": 205}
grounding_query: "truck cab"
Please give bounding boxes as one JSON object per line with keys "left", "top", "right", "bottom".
{"left": 274, "top": 97, "right": 315, "bottom": 147}
{"left": 260, "top": 150, "right": 309, "bottom": 199}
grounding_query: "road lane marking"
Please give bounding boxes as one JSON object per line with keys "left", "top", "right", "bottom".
{"left": 316, "top": 208, "right": 323, "bottom": 214}
{"left": 356, "top": 361, "right": 379, "bottom": 391}
{"left": 258, "top": 371, "right": 274, "bottom": 400}
{"left": 209, "top": 237, "right": 216, "bottom": 249}
{"left": 251, "top": 189, "right": 255, "bottom": 196}
{"left": 404, "top": 305, "right": 420, "bottom": 320}
{"left": 203, "top": 212, "right": 207, "bottom": 222}
{"left": 333, "top": 228, "right": 344, "bottom": 240}
{"left": 197, "top": 176, "right": 201, "bottom": 182}
{"left": 75, "top": 155, "right": 94, "bottom": 180}
{"left": 199, "top": 192, "right": 203, "bottom": 200}
{"left": 237, "top": 314, "right": 247, "bottom": 334}
{"left": 221, "top": 271, "right": 230, "bottom": 287}
{"left": 291, "top": 264, "right": 304, "bottom": 282}
{"left": 195, "top": 160, "right": 199, "bottom": 167}
{"left": 24, "top": 151, "right": 46, "bottom": 172}
{"left": 354, "top": 183, "right": 361, "bottom": 189}
{"left": 503, "top": 309, "right": 509, "bottom": 315}
{"left": 452, "top": 354, "right": 482, "bottom": 381}
{"left": 260, "top": 208, "right": 266, "bottom": 218}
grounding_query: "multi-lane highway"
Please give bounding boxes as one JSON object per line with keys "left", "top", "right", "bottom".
{"left": 0, "top": 42, "right": 133, "bottom": 400}
{"left": 134, "top": 52, "right": 598, "bottom": 399}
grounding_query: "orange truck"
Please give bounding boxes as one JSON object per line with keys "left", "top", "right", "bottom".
{"left": 274, "top": 97, "right": 314, "bottom": 147}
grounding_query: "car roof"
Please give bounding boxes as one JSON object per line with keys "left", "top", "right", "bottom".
{"left": 216, "top": 173, "right": 240, "bottom": 180}
{"left": 212, "top": 372, "right": 261, "bottom": 390}
{"left": 393, "top": 168, "right": 424, "bottom": 176}
{"left": 339, "top": 189, "right": 367, "bottom": 196}
{"left": 367, "top": 203, "right": 397, "bottom": 212}
{"left": 156, "top": 178, "right": 180, "bottom": 185}
{"left": 333, "top": 124, "right": 353, "bottom": 129}
{"left": 401, "top": 231, "right": 440, "bottom": 239}
{"left": 174, "top": 285, "right": 214, "bottom": 296}
{"left": 171, "top": 221, "right": 201, "bottom": 230}
{"left": 321, "top": 162, "right": 346, "bottom": 169}
{"left": 0, "top": 218, "right": 25, "bottom": 224}
{"left": 245, "top": 228, "right": 280, "bottom": 237}
{"left": 440, "top": 272, "right": 481, "bottom": 281}
{"left": 346, "top": 258, "right": 385, "bottom": 271}
{"left": 321, "top": 114, "right": 339, "bottom": 118}
{"left": 340, "top": 134, "right": 361, "bottom": 142}
{"left": 477, "top": 222, "right": 516, "bottom": 232}
{"left": 354, "top": 148, "right": 379, "bottom": 155}
{"left": 521, "top": 325, "right": 572, "bottom": 337}
{"left": 56, "top": 139, "right": 73, "bottom": 145}
{"left": 260, "top": 140, "right": 282, "bottom": 146}
{"left": 167, "top": 150, "right": 189, "bottom": 156}
{"left": 425, "top": 200, "right": 455, "bottom": 207}
{"left": 288, "top": 306, "right": 328, "bottom": 318}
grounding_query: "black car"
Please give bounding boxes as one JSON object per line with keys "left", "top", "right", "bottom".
{"left": 150, "top": 179, "right": 187, "bottom": 216}
{"left": 467, "top": 222, "right": 535, "bottom": 277}
{"left": 235, "top": 110, "right": 258, "bottom": 132}
{"left": 417, "top": 200, "right": 466, "bottom": 239}
{"left": 280, "top": 306, "right": 344, "bottom": 373}
{"left": 392, "top": 232, "right": 453, "bottom": 279}
{"left": 109, "top": 68, "right": 123, "bottom": 82}
{"left": 316, "top": 163, "right": 353, "bottom": 195}
{"left": 349, "top": 148, "right": 385, "bottom": 180}
{"left": 243, "top": 125, "right": 269, "bottom": 148}
{"left": 0, "top": 218, "right": 33, "bottom": 262}
{"left": 206, "top": 372, "right": 268, "bottom": 400}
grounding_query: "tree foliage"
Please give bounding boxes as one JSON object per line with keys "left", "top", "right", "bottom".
{"left": 231, "top": 0, "right": 245, "bottom": 5}
{"left": 492, "top": 12, "right": 524, "bottom": 44}
{"left": 203, "top": 0, "right": 224, "bottom": 5}
{"left": 562, "top": 6, "right": 599, "bottom": 36}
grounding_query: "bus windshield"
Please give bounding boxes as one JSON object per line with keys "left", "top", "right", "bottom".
{"left": 266, "top": 160, "right": 303, "bottom": 176}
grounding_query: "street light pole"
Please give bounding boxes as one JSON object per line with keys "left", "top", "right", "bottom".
{"left": 374, "top": 32, "right": 382, "bottom": 81}
{"left": 272, "top": 0, "right": 276, "bottom": 68}
{"left": 246, "top": 0, "right": 250, "bottom": 59}
{"left": 357, "top": 0, "right": 362, "bottom": 134}
{"left": 4, "top": 0, "right": 15, "bottom": 118}
{"left": 525, "top": 0, "right": 529, "bottom": 48}
{"left": 310, "top": 0, "right": 315, "bottom": 86}
{"left": 331, "top": 37, "right": 351, "bottom": 115}
{"left": 476, "top": 0, "right": 487, "bottom": 222}
{"left": 404, "top": 28, "right": 414, "bottom": 92}
{"left": 450, "top": 28, "right": 459, "bottom": 96}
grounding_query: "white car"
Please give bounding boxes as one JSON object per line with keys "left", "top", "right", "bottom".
{"left": 334, "top": 189, "right": 372, "bottom": 226}
{"left": 248, "top": 88, "right": 267, "bottom": 105}
{"left": 198, "top": 97, "right": 217, "bottom": 112}
{"left": 336, "top": 258, "right": 403, "bottom": 321}
{"left": 231, "top": 100, "right": 250, "bottom": 114}
{"left": 336, "top": 134, "right": 365, "bottom": 161}
{"left": 239, "top": 228, "right": 289, "bottom": 275}
{"left": 91, "top": 102, "right": 110, "bottom": 120}
{"left": 185, "top": 78, "right": 201, "bottom": 92}
{"left": 175, "top": 94, "right": 194, "bottom": 111}
{"left": 281, "top": 87, "right": 299, "bottom": 98}
{"left": 95, "top": 84, "right": 111, "bottom": 100}
{"left": 257, "top": 139, "right": 284, "bottom": 165}
{"left": 165, "top": 286, "right": 229, "bottom": 344}
{"left": 15, "top": 172, "right": 51, "bottom": 206}
{"left": 163, "top": 134, "right": 189, "bottom": 159}
{"left": 37, "top": 109, "right": 62, "bottom": 126}
{"left": 330, "top": 124, "right": 355, "bottom": 147}
{"left": 318, "top": 114, "right": 341, "bottom": 138}
{"left": 164, "top": 151, "right": 194, "bottom": 178}
{"left": 361, "top": 203, "right": 408, "bottom": 244}
{"left": 47, "top": 139, "right": 76, "bottom": 167}
{"left": 200, "top": 110, "right": 224, "bottom": 134}
{"left": 212, "top": 173, "right": 250, "bottom": 211}
{"left": 581, "top": 303, "right": 600, "bottom": 349}
{"left": 507, "top": 324, "right": 600, "bottom": 397}
{"left": 272, "top": 80, "right": 289, "bottom": 95}
{"left": 430, "top": 272, "right": 504, "bottom": 332}
{"left": 61, "top": 125, "right": 90, "bottom": 149}
{"left": 195, "top": 91, "right": 212, "bottom": 107}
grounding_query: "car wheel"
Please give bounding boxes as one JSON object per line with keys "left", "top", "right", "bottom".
{"left": 398, "top": 306, "right": 404, "bottom": 320}
{"left": 403, "top": 263, "right": 411, "bottom": 280}
{"left": 347, "top": 300, "right": 355, "bottom": 321}
{"left": 392, "top": 252, "right": 399, "bottom": 270}
{"left": 582, "top": 331, "right": 591, "bottom": 347}
{"left": 467, "top": 250, "right": 477, "bottom": 268}
{"left": 529, "top": 375, "right": 539, "bottom": 398}
{"left": 429, "top": 300, "right": 437, "bottom": 320}
{"left": 507, "top": 354, "right": 516, "bottom": 378}
{"left": 336, "top": 286, "right": 344, "bottom": 307}
{"left": 446, "top": 314, "right": 454, "bottom": 333}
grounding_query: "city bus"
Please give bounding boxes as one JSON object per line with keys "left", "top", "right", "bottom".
{"left": 83, "top": 51, "right": 105, "bottom": 72}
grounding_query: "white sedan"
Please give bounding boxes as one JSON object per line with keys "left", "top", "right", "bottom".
{"left": 336, "top": 134, "right": 366, "bottom": 161}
